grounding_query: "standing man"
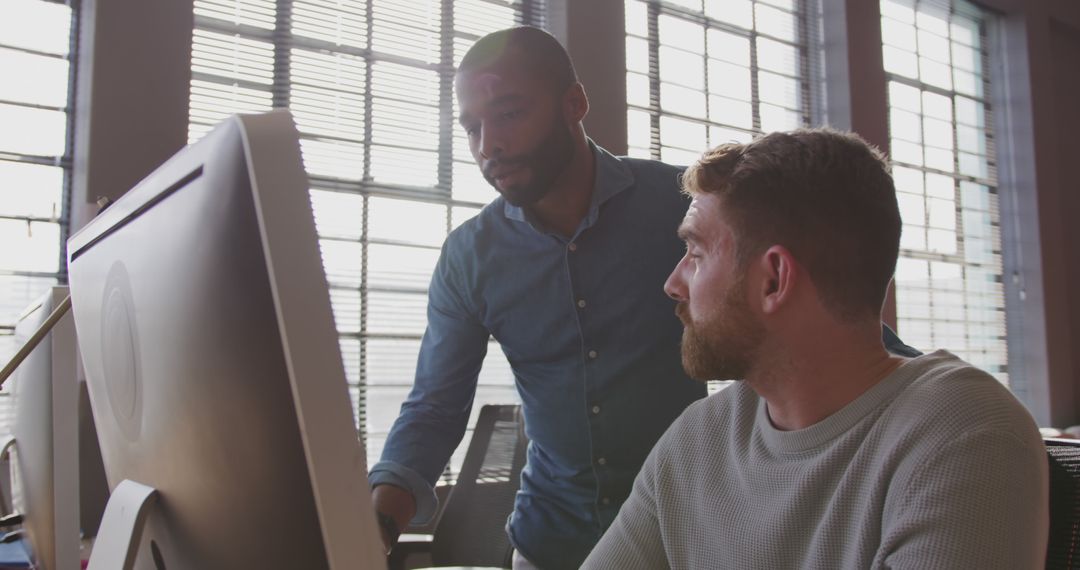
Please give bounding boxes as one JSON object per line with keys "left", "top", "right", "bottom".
{"left": 583, "top": 129, "right": 1048, "bottom": 569}
{"left": 369, "top": 28, "right": 916, "bottom": 569}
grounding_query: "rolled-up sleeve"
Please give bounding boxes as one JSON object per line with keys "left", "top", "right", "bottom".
{"left": 369, "top": 242, "right": 490, "bottom": 525}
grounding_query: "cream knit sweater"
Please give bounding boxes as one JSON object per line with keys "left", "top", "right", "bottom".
{"left": 583, "top": 351, "right": 1048, "bottom": 569}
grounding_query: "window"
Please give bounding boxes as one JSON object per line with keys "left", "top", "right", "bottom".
{"left": 625, "top": 0, "right": 815, "bottom": 392}
{"left": 625, "top": 0, "right": 814, "bottom": 164}
{"left": 190, "top": 0, "right": 544, "bottom": 474}
{"left": 0, "top": 0, "right": 77, "bottom": 422}
{"left": 881, "top": 0, "right": 1008, "bottom": 383}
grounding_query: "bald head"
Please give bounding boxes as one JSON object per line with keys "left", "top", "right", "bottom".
{"left": 458, "top": 26, "right": 578, "bottom": 94}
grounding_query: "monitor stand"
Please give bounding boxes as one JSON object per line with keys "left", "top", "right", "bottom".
{"left": 87, "top": 480, "right": 158, "bottom": 570}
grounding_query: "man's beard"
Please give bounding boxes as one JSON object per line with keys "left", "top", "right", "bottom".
{"left": 482, "top": 115, "right": 575, "bottom": 207}
{"left": 676, "top": 276, "right": 766, "bottom": 382}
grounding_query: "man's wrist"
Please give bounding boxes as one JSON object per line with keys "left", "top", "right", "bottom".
{"left": 376, "top": 510, "right": 401, "bottom": 551}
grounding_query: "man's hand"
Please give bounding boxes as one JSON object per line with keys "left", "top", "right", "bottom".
{"left": 372, "top": 484, "right": 417, "bottom": 554}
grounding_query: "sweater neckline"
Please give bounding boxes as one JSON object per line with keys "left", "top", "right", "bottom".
{"left": 755, "top": 350, "right": 954, "bottom": 454}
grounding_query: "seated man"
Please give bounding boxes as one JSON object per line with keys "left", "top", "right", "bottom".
{"left": 583, "top": 128, "right": 1048, "bottom": 569}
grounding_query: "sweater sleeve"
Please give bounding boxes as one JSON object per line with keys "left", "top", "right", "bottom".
{"left": 582, "top": 438, "right": 672, "bottom": 570}
{"left": 876, "top": 428, "right": 1049, "bottom": 569}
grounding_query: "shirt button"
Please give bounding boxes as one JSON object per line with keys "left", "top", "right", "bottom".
{"left": 601, "top": 497, "right": 611, "bottom": 505}
{"left": 591, "top": 405, "right": 601, "bottom": 415}
{"left": 597, "top": 457, "right": 607, "bottom": 466}
{"left": 568, "top": 243, "right": 578, "bottom": 252}
{"left": 588, "top": 350, "right": 598, "bottom": 359}
{"left": 577, "top": 299, "right": 586, "bottom": 309}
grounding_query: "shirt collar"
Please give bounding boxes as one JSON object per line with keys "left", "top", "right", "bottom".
{"left": 502, "top": 140, "right": 635, "bottom": 236}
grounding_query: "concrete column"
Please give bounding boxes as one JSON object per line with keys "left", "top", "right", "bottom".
{"left": 70, "top": 0, "right": 195, "bottom": 232}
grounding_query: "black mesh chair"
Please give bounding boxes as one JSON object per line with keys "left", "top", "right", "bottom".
{"left": 1046, "top": 438, "right": 1080, "bottom": 569}
{"left": 391, "top": 404, "right": 528, "bottom": 570}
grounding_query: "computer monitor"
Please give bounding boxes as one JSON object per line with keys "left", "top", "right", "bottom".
{"left": 5, "top": 286, "right": 82, "bottom": 570}
{"left": 65, "top": 111, "right": 386, "bottom": 569}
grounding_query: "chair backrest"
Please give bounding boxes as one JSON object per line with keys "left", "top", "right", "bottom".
{"left": 1046, "top": 438, "right": 1080, "bottom": 569}
{"left": 430, "top": 404, "right": 527, "bottom": 568}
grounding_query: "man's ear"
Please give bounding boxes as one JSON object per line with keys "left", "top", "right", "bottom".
{"left": 757, "top": 245, "right": 798, "bottom": 316}
{"left": 563, "top": 82, "right": 589, "bottom": 123}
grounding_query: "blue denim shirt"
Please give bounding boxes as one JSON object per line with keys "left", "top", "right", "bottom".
{"left": 369, "top": 143, "right": 921, "bottom": 569}
{"left": 370, "top": 144, "right": 704, "bottom": 568}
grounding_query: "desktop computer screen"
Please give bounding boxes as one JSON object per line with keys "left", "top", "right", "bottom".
{"left": 8, "top": 286, "right": 81, "bottom": 570}
{"left": 66, "top": 111, "right": 386, "bottom": 569}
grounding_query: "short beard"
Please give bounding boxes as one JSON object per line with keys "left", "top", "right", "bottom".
{"left": 483, "top": 113, "right": 576, "bottom": 207}
{"left": 676, "top": 276, "right": 765, "bottom": 382}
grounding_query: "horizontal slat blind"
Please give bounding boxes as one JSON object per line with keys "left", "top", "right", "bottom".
{"left": 881, "top": 0, "right": 1008, "bottom": 384}
{"left": 190, "top": 0, "right": 542, "bottom": 475}
{"left": 0, "top": 0, "right": 77, "bottom": 429}
{"left": 625, "top": 0, "right": 815, "bottom": 166}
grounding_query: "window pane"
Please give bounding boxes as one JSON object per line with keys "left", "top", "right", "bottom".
{"left": 371, "top": 0, "right": 441, "bottom": 64}
{"left": 0, "top": 162, "right": 64, "bottom": 219}
{"left": 759, "top": 103, "right": 800, "bottom": 132}
{"left": 626, "top": 36, "right": 649, "bottom": 74}
{"left": 709, "top": 96, "right": 753, "bottom": 130}
{"left": 754, "top": 4, "right": 798, "bottom": 41}
{"left": 293, "top": 0, "right": 368, "bottom": 48}
{"left": 627, "top": 71, "right": 650, "bottom": 108}
{"left": 367, "top": 291, "right": 428, "bottom": 335}
{"left": 707, "top": 29, "right": 751, "bottom": 66}
{"left": 367, "top": 197, "right": 447, "bottom": 246}
{"left": 453, "top": 161, "right": 497, "bottom": 204}
{"left": 196, "top": 0, "right": 275, "bottom": 29}
{"left": 0, "top": 49, "right": 69, "bottom": 108}
{"left": 0, "top": 0, "right": 71, "bottom": 55}
{"left": 310, "top": 189, "right": 364, "bottom": 240}
{"left": 707, "top": 60, "right": 752, "bottom": 101}
{"left": 659, "top": 47, "right": 704, "bottom": 90}
{"left": 659, "top": 15, "right": 705, "bottom": 54}
{"left": 661, "top": 82, "right": 707, "bottom": 119}
{"left": 756, "top": 38, "right": 799, "bottom": 75}
{"left": 320, "top": 239, "right": 363, "bottom": 287}
{"left": 659, "top": 115, "right": 706, "bottom": 150}
{"left": 0, "top": 220, "right": 61, "bottom": 273}
{"left": 627, "top": 108, "right": 652, "bottom": 149}
{"left": 705, "top": 0, "right": 752, "bottom": 29}
{"left": 757, "top": 71, "right": 800, "bottom": 108}
{"left": 367, "top": 244, "right": 440, "bottom": 290}
{"left": 0, "top": 104, "right": 67, "bottom": 156}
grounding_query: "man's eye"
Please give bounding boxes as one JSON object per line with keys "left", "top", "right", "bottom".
{"left": 501, "top": 110, "right": 521, "bottom": 120}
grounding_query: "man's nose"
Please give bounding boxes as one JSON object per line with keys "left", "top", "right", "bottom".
{"left": 478, "top": 125, "right": 503, "bottom": 160}
{"left": 664, "top": 262, "right": 688, "bottom": 302}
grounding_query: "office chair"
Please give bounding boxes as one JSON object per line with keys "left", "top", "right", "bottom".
{"left": 1046, "top": 438, "right": 1080, "bottom": 569}
{"left": 391, "top": 404, "right": 527, "bottom": 570}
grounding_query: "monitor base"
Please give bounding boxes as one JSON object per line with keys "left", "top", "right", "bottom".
{"left": 87, "top": 479, "right": 157, "bottom": 570}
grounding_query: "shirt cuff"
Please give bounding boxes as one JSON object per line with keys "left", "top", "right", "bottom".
{"left": 369, "top": 460, "right": 440, "bottom": 525}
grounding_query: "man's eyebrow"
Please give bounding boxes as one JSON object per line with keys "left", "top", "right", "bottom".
{"left": 458, "top": 94, "right": 526, "bottom": 127}
{"left": 676, "top": 223, "right": 700, "bottom": 243}
{"left": 489, "top": 93, "right": 525, "bottom": 107}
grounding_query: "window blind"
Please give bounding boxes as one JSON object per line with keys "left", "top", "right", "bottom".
{"left": 625, "top": 0, "right": 818, "bottom": 392}
{"left": 190, "top": 0, "right": 543, "bottom": 475}
{"left": 881, "top": 0, "right": 1008, "bottom": 383}
{"left": 0, "top": 0, "right": 77, "bottom": 427}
